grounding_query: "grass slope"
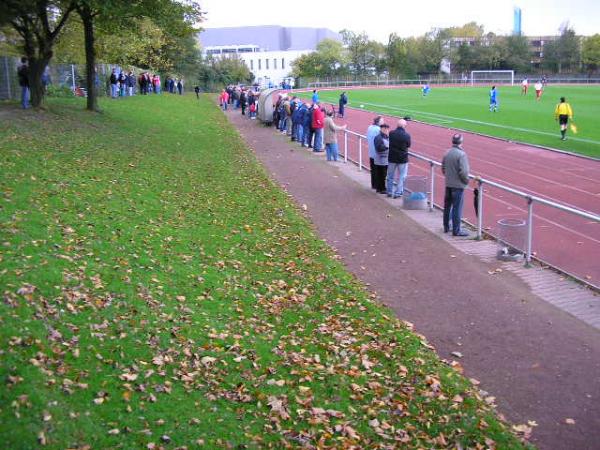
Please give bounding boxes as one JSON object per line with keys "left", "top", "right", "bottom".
{"left": 304, "top": 86, "right": 600, "bottom": 158}
{"left": 1, "top": 95, "right": 530, "bottom": 449}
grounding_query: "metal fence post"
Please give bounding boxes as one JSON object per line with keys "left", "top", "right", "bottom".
{"left": 477, "top": 178, "right": 484, "bottom": 240}
{"left": 344, "top": 130, "right": 348, "bottom": 163}
{"left": 4, "top": 57, "right": 12, "bottom": 100}
{"left": 71, "top": 64, "right": 76, "bottom": 91}
{"left": 429, "top": 161, "right": 435, "bottom": 212}
{"left": 525, "top": 197, "right": 534, "bottom": 267}
{"left": 358, "top": 137, "right": 363, "bottom": 171}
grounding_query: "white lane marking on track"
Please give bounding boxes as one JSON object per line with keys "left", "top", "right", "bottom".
{"left": 351, "top": 101, "right": 600, "bottom": 146}
{"left": 409, "top": 164, "right": 600, "bottom": 244}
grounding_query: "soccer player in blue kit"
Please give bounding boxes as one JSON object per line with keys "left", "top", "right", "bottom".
{"left": 489, "top": 86, "right": 498, "bottom": 112}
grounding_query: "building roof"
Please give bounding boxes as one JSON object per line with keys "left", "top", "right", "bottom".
{"left": 199, "top": 26, "right": 341, "bottom": 51}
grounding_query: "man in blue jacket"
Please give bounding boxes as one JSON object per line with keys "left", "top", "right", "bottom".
{"left": 302, "top": 104, "right": 314, "bottom": 148}
{"left": 367, "top": 116, "right": 384, "bottom": 190}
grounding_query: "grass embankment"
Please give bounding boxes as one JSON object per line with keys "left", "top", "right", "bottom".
{"left": 0, "top": 95, "right": 530, "bottom": 448}
{"left": 305, "top": 86, "right": 600, "bottom": 158}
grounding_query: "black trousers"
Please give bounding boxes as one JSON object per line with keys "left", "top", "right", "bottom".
{"left": 374, "top": 164, "right": 388, "bottom": 192}
{"left": 370, "top": 158, "right": 376, "bottom": 189}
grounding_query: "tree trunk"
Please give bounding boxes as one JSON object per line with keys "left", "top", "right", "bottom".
{"left": 27, "top": 54, "right": 52, "bottom": 108}
{"left": 80, "top": 7, "right": 99, "bottom": 112}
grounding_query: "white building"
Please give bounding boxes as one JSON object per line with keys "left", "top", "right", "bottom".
{"left": 200, "top": 26, "right": 341, "bottom": 87}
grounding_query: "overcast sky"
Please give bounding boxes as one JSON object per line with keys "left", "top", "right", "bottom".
{"left": 199, "top": 0, "right": 599, "bottom": 42}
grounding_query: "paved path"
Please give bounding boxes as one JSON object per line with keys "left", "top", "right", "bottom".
{"left": 226, "top": 110, "right": 600, "bottom": 450}
{"left": 297, "top": 98, "right": 600, "bottom": 289}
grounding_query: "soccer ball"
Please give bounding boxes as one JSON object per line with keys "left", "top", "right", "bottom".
{"left": 360, "top": 104, "right": 365, "bottom": 108}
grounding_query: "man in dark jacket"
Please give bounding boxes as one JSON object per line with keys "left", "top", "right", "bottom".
{"left": 373, "top": 124, "right": 390, "bottom": 194}
{"left": 240, "top": 90, "right": 247, "bottom": 115}
{"left": 303, "top": 104, "right": 314, "bottom": 148}
{"left": 110, "top": 68, "right": 119, "bottom": 98}
{"left": 386, "top": 119, "right": 411, "bottom": 198}
{"left": 17, "top": 57, "right": 30, "bottom": 109}
{"left": 338, "top": 92, "right": 348, "bottom": 118}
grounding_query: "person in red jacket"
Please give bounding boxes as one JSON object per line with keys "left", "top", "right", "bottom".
{"left": 219, "top": 89, "right": 229, "bottom": 110}
{"left": 311, "top": 103, "right": 325, "bottom": 152}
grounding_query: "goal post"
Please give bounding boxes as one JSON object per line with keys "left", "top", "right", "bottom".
{"left": 470, "top": 70, "right": 514, "bottom": 86}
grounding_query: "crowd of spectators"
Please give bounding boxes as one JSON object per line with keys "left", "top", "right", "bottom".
{"left": 219, "top": 85, "right": 259, "bottom": 119}
{"left": 108, "top": 68, "right": 184, "bottom": 98}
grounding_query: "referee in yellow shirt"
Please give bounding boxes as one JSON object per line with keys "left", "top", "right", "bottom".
{"left": 554, "top": 97, "right": 574, "bottom": 141}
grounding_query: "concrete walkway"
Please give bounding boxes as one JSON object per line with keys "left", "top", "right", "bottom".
{"left": 226, "top": 111, "right": 600, "bottom": 450}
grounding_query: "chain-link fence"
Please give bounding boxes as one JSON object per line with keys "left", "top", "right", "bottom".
{"left": 0, "top": 56, "right": 138, "bottom": 100}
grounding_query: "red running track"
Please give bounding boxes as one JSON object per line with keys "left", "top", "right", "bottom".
{"left": 332, "top": 107, "right": 600, "bottom": 288}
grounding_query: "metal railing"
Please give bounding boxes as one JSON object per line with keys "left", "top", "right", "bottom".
{"left": 341, "top": 128, "right": 600, "bottom": 267}
{"left": 305, "top": 77, "right": 600, "bottom": 89}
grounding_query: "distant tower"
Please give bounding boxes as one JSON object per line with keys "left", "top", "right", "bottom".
{"left": 513, "top": 7, "right": 522, "bottom": 35}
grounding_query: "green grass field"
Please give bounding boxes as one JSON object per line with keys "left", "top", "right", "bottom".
{"left": 0, "top": 95, "right": 530, "bottom": 449}
{"left": 304, "top": 85, "right": 600, "bottom": 158}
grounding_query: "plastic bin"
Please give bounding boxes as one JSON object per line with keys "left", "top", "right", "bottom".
{"left": 403, "top": 176, "right": 428, "bottom": 210}
{"left": 496, "top": 218, "right": 526, "bottom": 261}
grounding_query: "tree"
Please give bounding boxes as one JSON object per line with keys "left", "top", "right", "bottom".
{"left": 444, "top": 22, "right": 485, "bottom": 38}
{"left": 1, "top": 0, "right": 76, "bottom": 107}
{"left": 582, "top": 34, "right": 600, "bottom": 72}
{"left": 290, "top": 39, "right": 349, "bottom": 80}
{"left": 198, "top": 56, "right": 253, "bottom": 91}
{"left": 543, "top": 25, "right": 581, "bottom": 73}
{"left": 502, "top": 35, "right": 531, "bottom": 72}
{"left": 340, "top": 30, "right": 382, "bottom": 76}
{"left": 73, "top": 0, "right": 203, "bottom": 111}
{"left": 386, "top": 33, "right": 409, "bottom": 77}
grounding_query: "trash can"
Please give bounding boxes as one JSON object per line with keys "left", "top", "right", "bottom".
{"left": 496, "top": 218, "right": 526, "bottom": 261}
{"left": 403, "top": 175, "right": 428, "bottom": 210}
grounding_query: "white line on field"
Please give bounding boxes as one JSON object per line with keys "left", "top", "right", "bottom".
{"left": 345, "top": 100, "right": 600, "bottom": 146}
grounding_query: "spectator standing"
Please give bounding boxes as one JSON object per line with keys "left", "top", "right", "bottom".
{"left": 285, "top": 97, "right": 293, "bottom": 136}
{"left": 387, "top": 119, "right": 411, "bottom": 198}
{"left": 338, "top": 92, "right": 348, "bottom": 118}
{"left": 367, "top": 116, "right": 384, "bottom": 190}
{"left": 303, "top": 103, "right": 314, "bottom": 148}
{"left": 312, "top": 89, "right": 319, "bottom": 104}
{"left": 127, "top": 71, "right": 135, "bottom": 96}
{"left": 110, "top": 68, "right": 119, "bottom": 98}
{"left": 41, "top": 66, "right": 51, "bottom": 93}
{"left": 311, "top": 104, "right": 325, "bottom": 152}
{"left": 154, "top": 74, "right": 161, "bottom": 94}
{"left": 373, "top": 124, "right": 390, "bottom": 194}
{"left": 240, "top": 89, "right": 247, "bottom": 115}
{"left": 324, "top": 110, "right": 347, "bottom": 162}
{"left": 219, "top": 89, "right": 229, "bottom": 110}
{"left": 294, "top": 102, "right": 307, "bottom": 144}
{"left": 118, "top": 71, "right": 127, "bottom": 96}
{"left": 17, "top": 57, "right": 30, "bottom": 109}
{"left": 442, "top": 133, "right": 471, "bottom": 237}
{"left": 177, "top": 78, "right": 183, "bottom": 95}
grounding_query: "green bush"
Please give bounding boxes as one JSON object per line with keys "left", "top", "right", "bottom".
{"left": 46, "top": 84, "right": 75, "bottom": 98}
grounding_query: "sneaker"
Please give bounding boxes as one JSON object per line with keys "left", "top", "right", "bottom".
{"left": 453, "top": 230, "right": 470, "bottom": 237}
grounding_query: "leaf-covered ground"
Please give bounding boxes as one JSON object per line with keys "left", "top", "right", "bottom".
{"left": 0, "top": 96, "right": 531, "bottom": 449}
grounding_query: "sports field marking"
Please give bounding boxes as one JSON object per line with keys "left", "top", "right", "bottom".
{"left": 409, "top": 163, "right": 600, "bottom": 244}
{"left": 351, "top": 101, "right": 600, "bottom": 147}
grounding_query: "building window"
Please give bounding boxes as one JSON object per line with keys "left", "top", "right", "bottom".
{"left": 274, "top": 58, "right": 277, "bottom": 69}
{"left": 281, "top": 58, "right": 285, "bottom": 69}
{"left": 266, "top": 58, "right": 269, "bottom": 69}
{"left": 258, "top": 59, "right": 261, "bottom": 70}
{"left": 250, "top": 60, "right": 254, "bottom": 70}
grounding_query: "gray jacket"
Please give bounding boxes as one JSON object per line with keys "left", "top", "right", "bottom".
{"left": 442, "top": 145, "right": 470, "bottom": 189}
